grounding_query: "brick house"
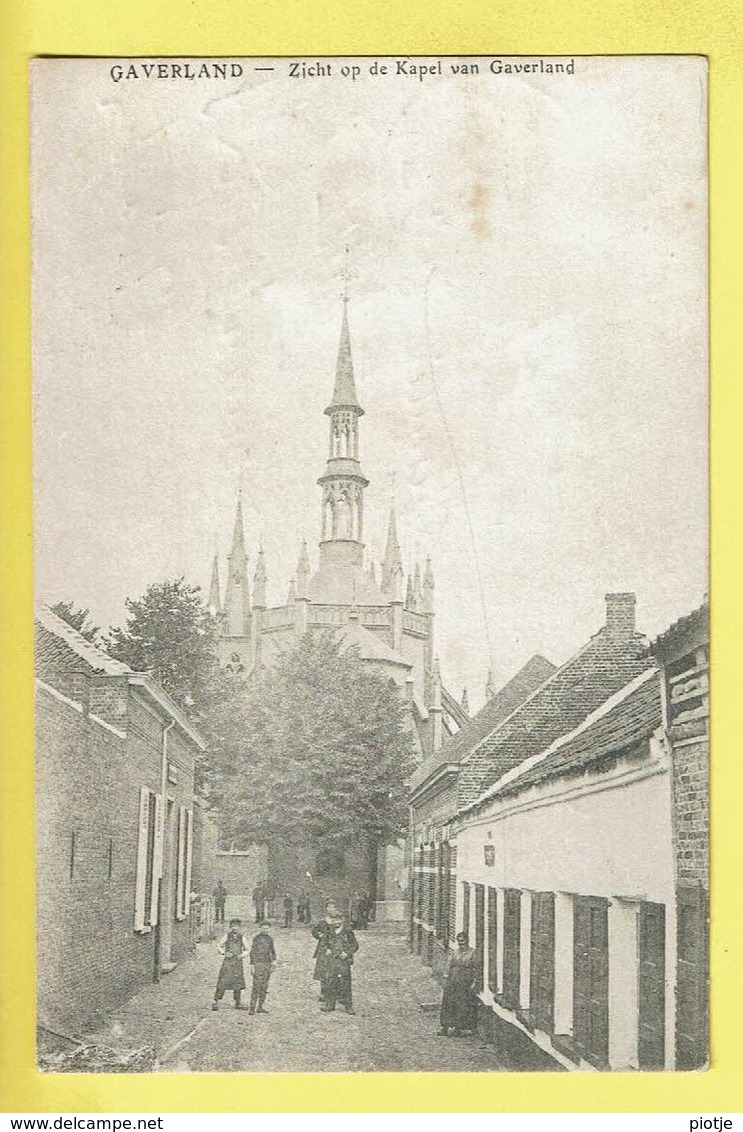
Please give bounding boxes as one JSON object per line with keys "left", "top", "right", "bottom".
{"left": 650, "top": 602, "right": 709, "bottom": 1069}
{"left": 35, "top": 607, "right": 207, "bottom": 1038}
{"left": 408, "top": 654, "right": 556, "bottom": 977}
{"left": 448, "top": 595, "right": 709, "bottom": 1071}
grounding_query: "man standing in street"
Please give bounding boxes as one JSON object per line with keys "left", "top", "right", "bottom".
{"left": 283, "top": 892, "right": 294, "bottom": 929}
{"left": 314, "top": 906, "right": 359, "bottom": 1014}
{"left": 213, "top": 880, "right": 227, "bottom": 924}
{"left": 252, "top": 882, "right": 265, "bottom": 924}
{"left": 249, "top": 920, "right": 277, "bottom": 1014}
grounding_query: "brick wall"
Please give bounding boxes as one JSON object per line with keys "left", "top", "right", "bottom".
{"left": 36, "top": 687, "right": 157, "bottom": 1034}
{"left": 36, "top": 677, "right": 197, "bottom": 1035}
{"left": 671, "top": 736, "right": 709, "bottom": 884}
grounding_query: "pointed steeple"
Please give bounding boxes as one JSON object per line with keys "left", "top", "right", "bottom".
{"left": 223, "top": 495, "right": 250, "bottom": 636}
{"left": 296, "top": 540, "right": 310, "bottom": 599}
{"left": 208, "top": 548, "right": 221, "bottom": 615}
{"left": 318, "top": 297, "right": 369, "bottom": 570}
{"left": 325, "top": 299, "right": 364, "bottom": 416}
{"left": 405, "top": 573, "right": 414, "bottom": 610}
{"left": 485, "top": 668, "right": 496, "bottom": 701}
{"left": 461, "top": 687, "right": 469, "bottom": 713}
{"left": 413, "top": 562, "right": 422, "bottom": 611}
{"left": 381, "top": 503, "right": 403, "bottom": 595}
{"left": 287, "top": 575, "right": 297, "bottom": 604}
{"left": 421, "top": 556, "right": 434, "bottom": 615}
{"left": 252, "top": 545, "right": 267, "bottom": 610}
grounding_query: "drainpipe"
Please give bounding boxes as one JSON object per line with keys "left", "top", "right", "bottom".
{"left": 153, "top": 718, "right": 176, "bottom": 982}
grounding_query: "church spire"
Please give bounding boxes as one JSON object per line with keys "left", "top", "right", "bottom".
{"left": 317, "top": 298, "right": 369, "bottom": 569}
{"left": 325, "top": 298, "right": 364, "bottom": 416}
{"left": 296, "top": 540, "right": 310, "bottom": 599}
{"left": 381, "top": 503, "right": 403, "bottom": 595}
{"left": 208, "top": 546, "right": 221, "bottom": 615}
{"left": 223, "top": 495, "right": 250, "bottom": 636}
{"left": 252, "top": 544, "right": 267, "bottom": 610}
{"left": 485, "top": 667, "right": 496, "bottom": 701}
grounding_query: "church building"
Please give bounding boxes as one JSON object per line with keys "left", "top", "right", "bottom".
{"left": 206, "top": 297, "right": 468, "bottom": 916}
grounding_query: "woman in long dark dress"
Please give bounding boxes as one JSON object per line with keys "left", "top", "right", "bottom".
{"left": 212, "top": 918, "right": 248, "bottom": 1010}
{"left": 438, "top": 931, "right": 478, "bottom": 1036}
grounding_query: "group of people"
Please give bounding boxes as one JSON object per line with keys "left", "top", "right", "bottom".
{"left": 211, "top": 900, "right": 480, "bottom": 1036}
{"left": 211, "top": 899, "right": 361, "bottom": 1016}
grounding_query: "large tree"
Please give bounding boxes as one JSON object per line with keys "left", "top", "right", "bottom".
{"left": 108, "top": 577, "right": 224, "bottom": 717}
{"left": 209, "top": 632, "right": 418, "bottom": 854}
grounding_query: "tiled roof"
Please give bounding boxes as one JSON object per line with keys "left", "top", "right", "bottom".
{"left": 474, "top": 667, "right": 661, "bottom": 805}
{"left": 409, "top": 654, "right": 556, "bottom": 795}
{"left": 34, "top": 606, "right": 131, "bottom": 676}
{"left": 458, "top": 629, "right": 651, "bottom": 806}
{"left": 651, "top": 601, "right": 709, "bottom": 658}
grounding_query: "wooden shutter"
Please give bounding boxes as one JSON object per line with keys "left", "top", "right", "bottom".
{"left": 462, "top": 881, "right": 471, "bottom": 940}
{"left": 148, "top": 792, "right": 163, "bottom": 927}
{"left": 638, "top": 901, "right": 666, "bottom": 1069}
{"left": 487, "top": 887, "right": 498, "bottom": 993}
{"left": 134, "top": 787, "right": 156, "bottom": 932}
{"left": 175, "top": 805, "right": 187, "bottom": 920}
{"left": 474, "top": 884, "right": 485, "bottom": 993}
{"left": 530, "top": 892, "right": 555, "bottom": 1032}
{"left": 448, "top": 846, "right": 457, "bottom": 944}
{"left": 676, "top": 886, "right": 709, "bottom": 1069}
{"left": 184, "top": 808, "right": 194, "bottom": 915}
{"left": 502, "top": 888, "right": 521, "bottom": 1008}
{"left": 573, "top": 896, "right": 609, "bottom": 1067}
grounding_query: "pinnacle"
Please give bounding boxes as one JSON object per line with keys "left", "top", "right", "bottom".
{"left": 325, "top": 301, "right": 363, "bottom": 415}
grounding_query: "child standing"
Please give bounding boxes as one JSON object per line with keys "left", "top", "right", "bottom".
{"left": 249, "top": 920, "right": 277, "bottom": 1014}
{"left": 212, "top": 918, "right": 247, "bottom": 1010}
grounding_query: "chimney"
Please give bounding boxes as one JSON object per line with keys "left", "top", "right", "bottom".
{"left": 604, "top": 592, "right": 636, "bottom": 639}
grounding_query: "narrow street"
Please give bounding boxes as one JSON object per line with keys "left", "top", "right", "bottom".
{"left": 87, "top": 923, "right": 509, "bottom": 1072}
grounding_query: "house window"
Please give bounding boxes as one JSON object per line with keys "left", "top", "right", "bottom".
{"left": 676, "top": 886, "right": 708, "bottom": 1069}
{"left": 502, "top": 888, "right": 521, "bottom": 1008}
{"left": 638, "top": 901, "right": 666, "bottom": 1069}
{"left": 134, "top": 787, "right": 161, "bottom": 932}
{"left": 474, "top": 884, "right": 485, "bottom": 993}
{"left": 530, "top": 892, "right": 555, "bottom": 1033}
{"left": 437, "top": 842, "right": 451, "bottom": 942}
{"left": 487, "top": 887, "right": 498, "bottom": 993}
{"left": 573, "top": 896, "right": 609, "bottom": 1067}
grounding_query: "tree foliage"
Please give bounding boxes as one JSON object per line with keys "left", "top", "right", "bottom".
{"left": 208, "top": 633, "right": 417, "bottom": 853}
{"left": 108, "top": 577, "right": 223, "bottom": 716}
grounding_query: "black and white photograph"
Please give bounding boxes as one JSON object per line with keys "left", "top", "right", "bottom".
{"left": 31, "top": 54, "right": 708, "bottom": 1073}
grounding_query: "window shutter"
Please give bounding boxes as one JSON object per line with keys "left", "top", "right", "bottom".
{"left": 487, "top": 887, "right": 498, "bottom": 993}
{"left": 148, "top": 792, "right": 163, "bottom": 927}
{"left": 573, "top": 896, "right": 609, "bottom": 1067}
{"left": 134, "top": 787, "right": 151, "bottom": 932}
{"left": 474, "top": 884, "right": 485, "bottom": 993}
{"left": 175, "top": 806, "right": 186, "bottom": 919}
{"left": 638, "top": 901, "right": 666, "bottom": 1069}
{"left": 184, "top": 808, "right": 194, "bottom": 914}
{"left": 502, "top": 888, "right": 521, "bottom": 1008}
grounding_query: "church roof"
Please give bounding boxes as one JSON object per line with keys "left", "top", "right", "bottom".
{"left": 325, "top": 301, "right": 363, "bottom": 415}
{"left": 307, "top": 563, "right": 388, "bottom": 606}
{"left": 336, "top": 620, "right": 413, "bottom": 668}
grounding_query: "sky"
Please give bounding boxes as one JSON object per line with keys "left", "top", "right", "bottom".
{"left": 32, "top": 55, "right": 708, "bottom": 711}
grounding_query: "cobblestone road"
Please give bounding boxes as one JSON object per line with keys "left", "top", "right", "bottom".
{"left": 89, "top": 923, "right": 509, "bottom": 1072}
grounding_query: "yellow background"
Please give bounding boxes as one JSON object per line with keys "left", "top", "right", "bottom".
{"left": 1, "top": 0, "right": 740, "bottom": 1114}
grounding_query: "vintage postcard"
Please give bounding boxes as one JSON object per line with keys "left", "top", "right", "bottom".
{"left": 31, "top": 54, "right": 708, "bottom": 1074}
